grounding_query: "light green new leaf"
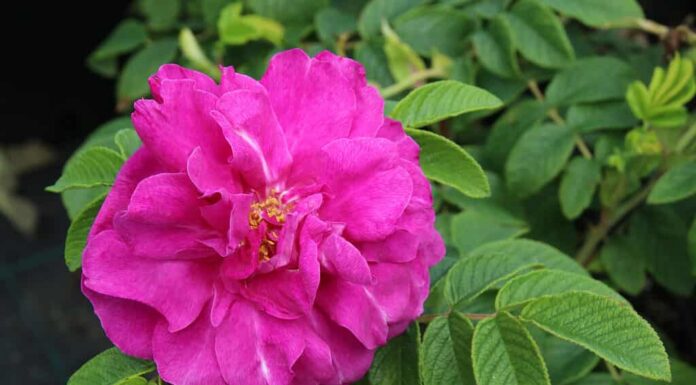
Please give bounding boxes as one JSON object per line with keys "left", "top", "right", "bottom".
{"left": 496, "top": 269, "right": 626, "bottom": 309}
{"left": 546, "top": 57, "right": 636, "bottom": 106}
{"left": 567, "top": 101, "right": 637, "bottom": 132}
{"left": 541, "top": 0, "right": 644, "bottom": 28}
{"left": 472, "top": 312, "right": 551, "bottom": 385}
{"left": 394, "top": 6, "right": 476, "bottom": 57}
{"left": 47, "top": 147, "right": 124, "bottom": 193}
{"left": 506, "top": 123, "right": 576, "bottom": 199}
{"left": 64, "top": 194, "right": 106, "bottom": 272}
{"left": 381, "top": 21, "right": 426, "bottom": 82}
{"left": 179, "top": 28, "right": 220, "bottom": 79}
{"left": 68, "top": 347, "right": 155, "bottom": 385}
{"left": 218, "top": 3, "right": 284, "bottom": 46}
{"left": 391, "top": 80, "right": 502, "bottom": 128}
{"left": 369, "top": 323, "right": 420, "bottom": 385}
{"left": 114, "top": 129, "right": 142, "bottom": 159}
{"left": 422, "top": 315, "right": 475, "bottom": 385}
{"left": 357, "top": 0, "right": 425, "bottom": 38}
{"left": 521, "top": 292, "right": 670, "bottom": 381}
{"left": 529, "top": 327, "right": 599, "bottom": 385}
{"left": 450, "top": 208, "right": 528, "bottom": 254}
{"left": 404, "top": 128, "right": 490, "bottom": 198}
{"left": 117, "top": 39, "right": 179, "bottom": 101}
{"left": 473, "top": 16, "right": 520, "bottom": 78}
{"left": 559, "top": 157, "right": 601, "bottom": 219}
{"left": 599, "top": 237, "right": 647, "bottom": 295}
{"left": 505, "top": 0, "right": 574, "bottom": 68}
{"left": 647, "top": 160, "right": 696, "bottom": 204}
{"left": 445, "top": 253, "right": 541, "bottom": 306}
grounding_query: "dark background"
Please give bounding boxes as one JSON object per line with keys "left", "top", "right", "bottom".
{"left": 0, "top": 1, "right": 693, "bottom": 384}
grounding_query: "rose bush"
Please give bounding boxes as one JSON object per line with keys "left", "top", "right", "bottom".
{"left": 81, "top": 49, "right": 444, "bottom": 385}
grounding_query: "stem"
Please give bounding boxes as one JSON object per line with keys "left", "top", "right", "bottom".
{"left": 380, "top": 68, "right": 445, "bottom": 99}
{"left": 417, "top": 311, "right": 494, "bottom": 323}
{"left": 635, "top": 19, "right": 696, "bottom": 45}
{"left": 336, "top": 32, "right": 351, "bottom": 57}
{"left": 575, "top": 174, "right": 660, "bottom": 265}
{"left": 527, "top": 81, "right": 593, "bottom": 159}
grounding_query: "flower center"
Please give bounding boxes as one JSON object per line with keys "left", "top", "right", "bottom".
{"left": 248, "top": 192, "right": 293, "bottom": 261}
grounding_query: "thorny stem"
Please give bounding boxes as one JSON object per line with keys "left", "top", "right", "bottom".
{"left": 575, "top": 174, "right": 661, "bottom": 265}
{"left": 527, "top": 81, "right": 593, "bottom": 159}
{"left": 417, "top": 311, "right": 494, "bottom": 323}
{"left": 380, "top": 68, "right": 446, "bottom": 99}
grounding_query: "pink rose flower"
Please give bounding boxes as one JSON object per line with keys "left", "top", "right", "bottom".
{"left": 82, "top": 49, "right": 444, "bottom": 385}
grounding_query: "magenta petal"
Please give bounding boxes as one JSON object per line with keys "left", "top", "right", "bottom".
{"left": 368, "top": 259, "right": 429, "bottom": 328}
{"left": 153, "top": 309, "right": 226, "bottom": 385}
{"left": 149, "top": 64, "right": 218, "bottom": 100}
{"left": 317, "top": 277, "right": 388, "bottom": 349}
{"left": 242, "top": 270, "right": 311, "bottom": 319}
{"left": 83, "top": 230, "right": 217, "bottom": 332}
{"left": 262, "top": 49, "right": 356, "bottom": 160}
{"left": 320, "top": 138, "right": 413, "bottom": 241}
{"left": 132, "top": 80, "right": 228, "bottom": 171}
{"left": 321, "top": 233, "right": 372, "bottom": 285}
{"left": 215, "top": 300, "right": 305, "bottom": 385}
{"left": 377, "top": 118, "right": 420, "bottom": 162}
{"left": 359, "top": 230, "right": 419, "bottom": 263}
{"left": 315, "top": 51, "right": 384, "bottom": 138}
{"left": 210, "top": 281, "right": 234, "bottom": 327}
{"left": 83, "top": 283, "right": 159, "bottom": 358}
{"left": 212, "top": 89, "right": 293, "bottom": 188}
{"left": 187, "top": 147, "right": 241, "bottom": 196}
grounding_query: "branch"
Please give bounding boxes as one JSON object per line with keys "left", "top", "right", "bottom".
{"left": 380, "top": 68, "right": 445, "bottom": 99}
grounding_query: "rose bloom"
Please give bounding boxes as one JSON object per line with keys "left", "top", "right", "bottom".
{"left": 82, "top": 49, "right": 444, "bottom": 385}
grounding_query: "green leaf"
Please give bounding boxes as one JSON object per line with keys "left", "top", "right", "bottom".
{"left": 477, "top": 69, "right": 528, "bottom": 105}
{"left": 496, "top": 269, "right": 626, "bottom": 310}
{"left": 422, "top": 315, "right": 475, "bottom": 385}
{"left": 314, "top": 7, "right": 356, "bottom": 45}
{"left": 623, "top": 359, "right": 696, "bottom": 385}
{"left": 472, "top": 312, "right": 551, "bottom": 385}
{"left": 47, "top": 147, "right": 124, "bottom": 193}
{"left": 546, "top": 57, "right": 636, "bottom": 106}
{"left": 67, "top": 347, "right": 155, "bottom": 385}
{"left": 247, "top": 0, "right": 328, "bottom": 24}
{"left": 355, "top": 41, "right": 394, "bottom": 87}
{"left": 202, "top": 0, "right": 232, "bottom": 27}
{"left": 473, "top": 16, "right": 520, "bottom": 78}
{"left": 484, "top": 99, "right": 547, "bottom": 171}
{"left": 369, "top": 323, "right": 421, "bottom": 385}
{"left": 468, "top": 239, "right": 587, "bottom": 275}
{"left": 381, "top": 21, "right": 426, "bottom": 82}
{"left": 391, "top": 80, "right": 502, "bottom": 128}
{"left": 179, "top": 28, "right": 220, "bottom": 79}
{"left": 87, "top": 19, "right": 147, "bottom": 76}
{"left": 572, "top": 373, "right": 619, "bottom": 385}
{"left": 64, "top": 194, "right": 106, "bottom": 272}
{"left": 567, "top": 101, "right": 638, "bottom": 132}
{"left": 114, "top": 129, "right": 142, "bottom": 159}
{"left": 357, "top": 0, "right": 424, "bottom": 38}
{"left": 393, "top": 6, "right": 476, "bottom": 57}
{"left": 559, "top": 157, "right": 601, "bottom": 219}
{"left": 445, "top": 253, "right": 541, "bottom": 306}
{"left": 541, "top": 0, "right": 644, "bottom": 28}
{"left": 450, "top": 208, "right": 529, "bottom": 255}
{"left": 218, "top": 3, "right": 284, "bottom": 46}
{"left": 529, "top": 327, "right": 599, "bottom": 385}
{"left": 520, "top": 292, "right": 671, "bottom": 381}
{"left": 117, "top": 39, "right": 179, "bottom": 101}
{"left": 505, "top": 0, "right": 574, "bottom": 68}
{"left": 647, "top": 160, "right": 696, "bottom": 204}
{"left": 142, "top": 0, "right": 181, "bottom": 31}
{"left": 626, "top": 81, "right": 651, "bottom": 121}
{"left": 505, "top": 123, "right": 576, "bottom": 199}
{"left": 689, "top": 217, "right": 696, "bottom": 277}
{"left": 404, "top": 128, "right": 489, "bottom": 198}
{"left": 599, "top": 237, "right": 647, "bottom": 295}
